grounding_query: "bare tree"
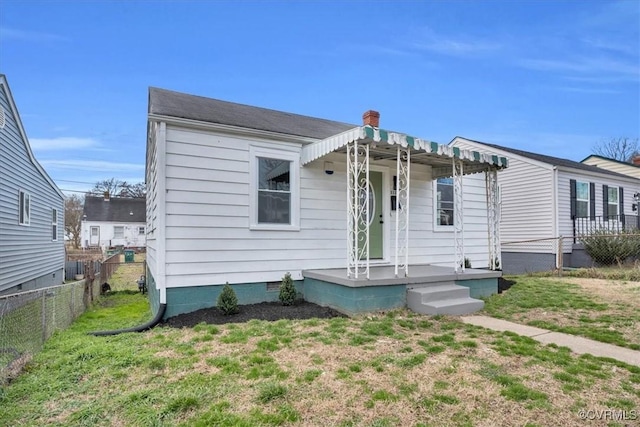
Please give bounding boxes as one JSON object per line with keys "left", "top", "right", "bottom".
{"left": 120, "top": 182, "right": 146, "bottom": 198}
{"left": 89, "top": 178, "right": 146, "bottom": 198}
{"left": 65, "top": 194, "right": 84, "bottom": 249}
{"left": 592, "top": 137, "right": 639, "bottom": 162}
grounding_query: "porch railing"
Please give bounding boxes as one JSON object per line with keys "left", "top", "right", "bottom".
{"left": 573, "top": 214, "right": 640, "bottom": 240}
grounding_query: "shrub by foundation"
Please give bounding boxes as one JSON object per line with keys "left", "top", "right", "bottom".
{"left": 217, "top": 283, "right": 239, "bottom": 315}
{"left": 279, "top": 272, "right": 297, "bottom": 306}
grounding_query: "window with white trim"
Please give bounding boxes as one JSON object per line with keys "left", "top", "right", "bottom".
{"left": 607, "top": 186, "right": 619, "bottom": 217}
{"left": 114, "top": 226, "right": 124, "bottom": 239}
{"left": 249, "top": 146, "right": 300, "bottom": 230}
{"left": 19, "top": 190, "right": 30, "bottom": 225}
{"left": 138, "top": 226, "right": 145, "bottom": 235}
{"left": 52, "top": 209, "right": 58, "bottom": 241}
{"left": 435, "top": 178, "right": 454, "bottom": 227}
{"left": 575, "top": 181, "right": 589, "bottom": 218}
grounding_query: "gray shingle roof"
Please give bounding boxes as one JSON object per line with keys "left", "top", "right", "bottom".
{"left": 463, "top": 139, "right": 636, "bottom": 181}
{"left": 83, "top": 196, "right": 146, "bottom": 222}
{"left": 148, "top": 87, "right": 355, "bottom": 139}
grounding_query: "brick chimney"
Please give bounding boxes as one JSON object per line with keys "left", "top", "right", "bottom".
{"left": 362, "top": 110, "right": 380, "bottom": 128}
{"left": 103, "top": 191, "right": 110, "bottom": 201}
{"left": 632, "top": 155, "right": 640, "bottom": 166}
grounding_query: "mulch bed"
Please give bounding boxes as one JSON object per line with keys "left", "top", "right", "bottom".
{"left": 162, "top": 301, "right": 345, "bottom": 328}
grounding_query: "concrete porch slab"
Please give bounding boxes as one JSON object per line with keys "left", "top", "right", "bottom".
{"left": 302, "top": 264, "right": 501, "bottom": 288}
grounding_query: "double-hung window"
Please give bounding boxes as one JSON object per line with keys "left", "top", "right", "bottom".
{"left": 249, "top": 146, "right": 300, "bottom": 230}
{"left": 138, "top": 226, "right": 145, "bottom": 235}
{"left": 52, "top": 209, "right": 58, "bottom": 241}
{"left": 575, "top": 181, "right": 589, "bottom": 218}
{"left": 607, "top": 186, "right": 619, "bottom": 217}
{"left": 18, "top": 190, "right": 30, "bottom": 225}
{"left": 114, "top": 226, "right": 124, "bottom": 239}
{"left": 435, "top": 178, "right": 454, "bottom": 227}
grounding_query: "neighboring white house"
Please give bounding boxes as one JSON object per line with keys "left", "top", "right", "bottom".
{"left": 0, "top": 74, "right": 65, "bottom": 295}
{"left": 145, "top": 87, "right": 509, "bottom": 318}
{"left": 450, "top": 137, "right": 640, "bottom": 274}
{"left": 581, "top": 155, "right": 640, "bottom": 179}
{"left": 81, "top": 195, "right": 146, "bottom": 250}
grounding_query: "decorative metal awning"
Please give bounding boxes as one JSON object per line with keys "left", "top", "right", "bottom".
{"left": 301, "top": 124, "right": 506, "bottom": 279}
{"left": 301, "top": 125, "right": 508, "bottom": 177}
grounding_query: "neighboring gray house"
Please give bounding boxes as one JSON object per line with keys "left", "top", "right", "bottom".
{"left": 451, "top": 137, "right": 640, "bottom": 274}
{"left": 0, "top": 74, "right": 65, "bottom": 295}
{"left": 81, "top": 194, "right": 146, "bottom": 250}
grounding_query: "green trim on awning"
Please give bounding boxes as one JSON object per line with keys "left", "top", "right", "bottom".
{"left": 430, "top": 142, "right": 439, "bottom": 153}
{"left": 453, "top": 147, "right": 460, "bottom": 158}
{"left": 379, "top": 129, "right": 389, "bottom": 141}
{"left": 474, "top": 152, "right": 480, "bottom": 161}
{"left": 364, "top": 126, "right": 374, "bottom": 139}
{"left": 406, "top": 136, "right": 415, "bottom": 147}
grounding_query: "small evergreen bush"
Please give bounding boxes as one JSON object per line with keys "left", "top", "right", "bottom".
{"left": 581, "top": 229, "right": 640, "bottom": 266}
{"left": 279, "top": 272, "right": 297, "bottom": 306}
{"left": 217, "top": 283, "right": 239, "bottom": 315}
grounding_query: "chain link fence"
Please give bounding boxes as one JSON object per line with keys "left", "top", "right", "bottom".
{"left": 501, "top": 233, "right": 640, "bottom": 275}
{"left": 0, "top": 253, "right": 121, "bottom": 384}
{"left": 573, "top": 231, "right": 640, "bottom": 268}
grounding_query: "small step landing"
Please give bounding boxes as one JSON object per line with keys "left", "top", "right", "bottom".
{"left": 407, "top": 283, "right": 484, "bottom": 316}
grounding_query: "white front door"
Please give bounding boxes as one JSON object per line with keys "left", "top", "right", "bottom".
{"left": 90, "top": 226, "right": 100, "bottom": 246}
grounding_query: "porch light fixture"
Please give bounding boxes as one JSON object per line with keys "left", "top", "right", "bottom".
{"left": 324, "top": 161, "right": 334, "bottom": 175}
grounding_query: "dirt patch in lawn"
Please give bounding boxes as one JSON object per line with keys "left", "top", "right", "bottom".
{"left": 558, "top": 277, "right": 640, "bottom": 309}
{"left": 162, "top": 301, "right": 345, "bottom": 328}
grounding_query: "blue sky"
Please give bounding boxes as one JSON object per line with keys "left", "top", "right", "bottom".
{"left": 1, "top": 0, "right": 638, "bottom": 196}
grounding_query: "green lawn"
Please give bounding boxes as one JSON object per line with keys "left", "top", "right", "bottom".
{"left": 1, "top": 290, "right": 638, "bottom": 427}
{"left": 483, "top": 275, "right": 640, "bottom": 350}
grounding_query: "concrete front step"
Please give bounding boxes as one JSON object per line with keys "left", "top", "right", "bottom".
{"left": 407, "top": 283, "right": 485, "bottom": 316}
{"left": 408, "top": 284, "right": 470, "bottom": 302}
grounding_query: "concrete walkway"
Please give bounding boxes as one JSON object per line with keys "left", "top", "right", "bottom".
{"left": 461, "top": 316, "right": 640, "bottom": 366}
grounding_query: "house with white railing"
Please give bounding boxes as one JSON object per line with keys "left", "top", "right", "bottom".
{"left": 450, "top": 138, "right": 640, "bottom": 274}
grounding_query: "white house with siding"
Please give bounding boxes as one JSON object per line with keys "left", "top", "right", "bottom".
{"left": 0, "top": 74, "right": 65, "bottom": 295}
{"left": 581, "top": 155, "right": 640, "bottom": 179}
{"left": 81, "top": 195, "right": 146, "bottom": 250}
{"left": 450, "top": 137, "right": 640, "bottom": 274}
{"left": 146, "top": 88, "right": 508, "bottom": 318}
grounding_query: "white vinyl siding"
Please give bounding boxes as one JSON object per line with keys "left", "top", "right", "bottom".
{"left": 158, "top": 126, "right": 496, "bottom": 288}
{"left": 451, "top": 137, "right": 555, "bottom": 252}
{"left": 582, "top": 157, "right": 640, "bottom": 179}
{"left": 556, "top": 170, "right": 638, "bottom": 241}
